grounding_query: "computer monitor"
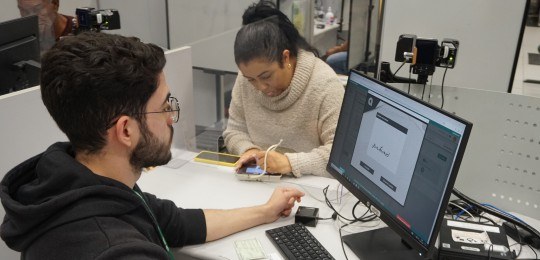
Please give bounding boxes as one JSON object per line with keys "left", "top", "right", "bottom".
{"left": 0, "top": 15, "right": 41, "bottom": 95}
{"left": 327, "top": 70, "right": 472, "bottom": 259}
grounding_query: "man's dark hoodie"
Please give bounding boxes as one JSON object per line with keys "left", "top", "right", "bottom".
{"left": 0, "top": 142, "right": 206, "bottom": 259}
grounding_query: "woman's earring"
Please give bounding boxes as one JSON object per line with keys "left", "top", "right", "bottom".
{"left": 287, "top": 63, "right": 292, "bottom": 69}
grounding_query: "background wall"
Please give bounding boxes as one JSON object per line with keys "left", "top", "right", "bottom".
{"left": 168, "top": 1, "right": 254, "bottom": 49}
{"left": 99, "top": 0, "right": 167, "bottom": 48}
{"left": 0, "top": 0, "right": 167, "bottom": 48}
{"left": 168, "top": 1, "right": 255, "bottom": 128}
{"left": 348, "top": 0, "right": 380, "bottom": 69}
{"left": 379, "top": 0, "right": 527, "bottom": 92}
{"left": 0, "top": 0, "right": 96, "bottom": 23}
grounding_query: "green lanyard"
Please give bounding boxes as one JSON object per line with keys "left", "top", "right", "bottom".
{"left": 132, "top": 190, "right": 175, "bottom": 260}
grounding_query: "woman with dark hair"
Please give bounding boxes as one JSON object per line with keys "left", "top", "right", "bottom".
{"left": 223, "top": 1, "right": 344, "bottom": 177}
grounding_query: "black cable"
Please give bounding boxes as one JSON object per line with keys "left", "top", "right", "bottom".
{"left": 352, "top": 204, "right": 377, "bottom": 222}
{"left": 351, "top": 201, "right": 362, "bottom": 217}
{"left": 323, "top": 186, "right": 356, "bottom": 222}
{"left": 317, "top": 214, "right": 336, "bottom": 221}
{"left": 393, "top": 60, "right": 407, "bottom": 78}
{"left": 339, "top": 222, "right": 353, "bottom": 260}
{"left": 528, "top": 244, "right": 539, "bottom": 259}
{"left": 510, "top": 242, "right": 523, "bottom": 259}
{"left": 323, "top": 186, "right": 376, "bottom": 223}
{"left": 422, "top": 82, "right": 426, "bottom": 100}
{"left": 478, "top": 215, "right": 498, "bottom": 226}
{"left": 446, "top": 207, "right": 453, "bottom": 218}
{"left": 322, "top": 186, "right": 352, "bottom": 260}
{"left": 408, "top": 66, "right": 412, "bottom": 94}
{"left": 453, "top": 188, "right": 540, "bottom": 245}
{"left": 441, "top": 67, "right": 448, "bottom": 109}
{"left": 514, "top": 223, "right": 525, "bottom": 259}
{"left": 324, "top": 185, "right": 378, "bottom": 260}
{"left": 428, "top": 75, "right": 433, "bottom": 102}
{"left": 516, "top": 244, "right": 523, "bottom": 259}
{"left": 487, "top": 243, "right": 493, "bottom": 260}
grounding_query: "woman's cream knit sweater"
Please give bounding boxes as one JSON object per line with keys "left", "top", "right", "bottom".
{"left": 223, "top": 50, "right": 345, "bottom": 177}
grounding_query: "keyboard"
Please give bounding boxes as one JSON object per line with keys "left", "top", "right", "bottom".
{"left": 266, "top": 223, "right": 335, "bottom": 260}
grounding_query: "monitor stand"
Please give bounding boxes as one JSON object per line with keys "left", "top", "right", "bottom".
{"left": 342, "top": 227, "right": 428, "bottom": 260}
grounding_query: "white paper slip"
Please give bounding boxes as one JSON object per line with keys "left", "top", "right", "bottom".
{"left": 235, "top": 238, "right": 267, "bottom": 260}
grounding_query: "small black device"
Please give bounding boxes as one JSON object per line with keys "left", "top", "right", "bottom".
{"left": 437, "top": 38, "right": 459, "bottom": 68}
{"left": 412, "top": 38, "right": 439, "bottom": 84}
{"left": 395, "top": 34, "right": 417, "bottom": 62}
{"left": 76, "top": 7, "right": 120, "bottom": 33}
{"left": 266, "top": 223, "right": 335, "bottom": 259}
{"left": 389, "top": 35, "right": 459, "bottom": 85}
{"left": 439, "top": 219, "right": 512, "bottom": 260}
{"left": 294, "top": 206, "right": 319, "bottom": 227}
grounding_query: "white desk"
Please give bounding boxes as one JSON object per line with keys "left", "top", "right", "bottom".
{"left": 138, "top": 150, "right": 540, "bottom": 259}
{"left": 138, "top": 149, "right": 372, "bottom": 259}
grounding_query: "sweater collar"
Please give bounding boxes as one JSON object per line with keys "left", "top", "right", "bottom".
{"left": 253, "top": 49, "right": 316, "bottom": 111}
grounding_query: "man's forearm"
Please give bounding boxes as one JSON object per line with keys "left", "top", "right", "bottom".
{"left": 203, "top": 205, "right": 270, "bottom": 241}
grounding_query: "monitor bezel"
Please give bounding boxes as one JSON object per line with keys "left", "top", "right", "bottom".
{"left": 326, "top": 70, "right": 472, "bottom": 257}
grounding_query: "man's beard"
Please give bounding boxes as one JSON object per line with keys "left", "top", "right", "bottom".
{"left": 130, "top": 122, "right": 174, "bottom": 171}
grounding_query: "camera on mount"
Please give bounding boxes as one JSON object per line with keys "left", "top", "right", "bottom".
{"left": 388, "top": 34, "right": 459, "bottom": 84}
{"left": 75, "top": 7, "right": 120, "bottom": 33}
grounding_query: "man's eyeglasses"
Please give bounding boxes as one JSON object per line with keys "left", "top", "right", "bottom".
{"left": 107, "top": 96, "right": 181, "bottom": 129}
{"left": 144, "top": 96, "right": 181, "bottom": 123}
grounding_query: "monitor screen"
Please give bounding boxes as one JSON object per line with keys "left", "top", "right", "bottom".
{"left": 327, "top": 70, "right": 472, "bottom": 258}
{"left": 0, "top": 15, "right": 41, "bottom": 95}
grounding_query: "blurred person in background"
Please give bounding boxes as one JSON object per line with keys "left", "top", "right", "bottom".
{"left": 18, "top": 0, "right": 76, "bottom": 52}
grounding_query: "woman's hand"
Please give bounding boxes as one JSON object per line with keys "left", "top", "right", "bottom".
{"left": 253, "top": 150, "right": 292, "bottom": 174}
{"left": 235, "top": 148, "right": 261, "bottom": 172}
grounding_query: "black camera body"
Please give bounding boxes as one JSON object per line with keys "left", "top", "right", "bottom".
{"left": 412, "top": 38, "right": 439, "bottom": 78}
{"left": 394, "top": 34, "right": 459, "bottom": 84}
{"left": 437, "top": 39, "right": 459, "bottom": 69}
{"left": 76, "top": 7, "right": 120, "bottom": 33}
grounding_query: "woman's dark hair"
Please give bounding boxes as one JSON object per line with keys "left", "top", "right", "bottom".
{"left": 41, "top": 32, "right": 166, "bottom": 154}
{"left": 234, "top": 0, "right": 318, "bottom": 66}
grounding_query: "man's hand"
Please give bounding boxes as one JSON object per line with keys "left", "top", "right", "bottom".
{"left": 203, "top": 187, "right": 305, "bottom": 241}
{"left": 263, "top": 187, "right": 305, "bottom": 223}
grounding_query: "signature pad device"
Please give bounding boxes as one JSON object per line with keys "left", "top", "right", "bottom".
{"left": 235, "top": 165, "right": 282, "bottom": 182}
